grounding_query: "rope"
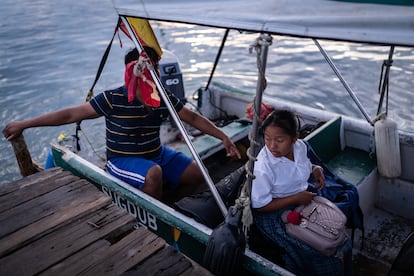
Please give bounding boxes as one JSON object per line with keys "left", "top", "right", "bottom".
{"left": 234, "top": 184, "right": 253, "bottom": 234}
{"left": 72, "top": 128, "right": 106, "bottom": 163}
{"left": 73, "top": 18, "right": 121, "bottom": 154}
{"left": 87, "top": 17, "right": 122, "bottom": 100}
{"left": 234, "top": 34, "right": 272, "bottom": 242}
{"left": 249, "top": 38, "right": 267, "bottom": 91}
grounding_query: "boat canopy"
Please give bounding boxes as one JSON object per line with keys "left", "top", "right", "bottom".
{"left": 113, "top": 0, "right": 414, "bottom": 47}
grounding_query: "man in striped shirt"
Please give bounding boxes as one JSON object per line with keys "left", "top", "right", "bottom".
{"left": 3, "top": 47, "right": 241, "bottom": 201}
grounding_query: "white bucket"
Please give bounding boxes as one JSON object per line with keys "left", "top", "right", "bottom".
{"left": 374, "top": 118, "right": 401, "bottom": 178}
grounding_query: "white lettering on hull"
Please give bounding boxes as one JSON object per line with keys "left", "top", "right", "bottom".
{"left": 102, "top": 186, "right": 158, "bottom": 231}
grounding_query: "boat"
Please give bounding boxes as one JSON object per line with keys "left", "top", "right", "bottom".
{"left": 49, "top": 0, "right": 414, "bottom": 275}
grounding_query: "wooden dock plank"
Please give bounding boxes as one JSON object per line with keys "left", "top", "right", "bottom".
{"left": 40, "top": 239, "right": 112, "bottom": 276}
{"left": 0, "top": 179, "right": 112, "bottom": 257}
{"left": 0, "top": 204, "right": 135, "bottom": 275}
{"left": 80, "top": 227, "right": 166, "bottom": 275}
{"left": 127, "top": 244, "right": 192, "bottom": 276}
{"left": 0, "top": 168, "right": 212, "bottom": 276}
{"left": 1, "top": 178, "right": 96, "bottom": 235}
{"left": 0, "top": 168, "right": 76, "bottom": 213}
{"left": 0, "top": 167, "right": 65, "bottom": 193}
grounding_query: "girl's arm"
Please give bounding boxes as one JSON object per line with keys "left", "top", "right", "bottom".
{"left": 256, "top": 191, "right": 316, "bottom": 212}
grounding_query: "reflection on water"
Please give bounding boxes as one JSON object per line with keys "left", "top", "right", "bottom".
{"left": 1, "top": 0, "right": 413, "bottom": 184}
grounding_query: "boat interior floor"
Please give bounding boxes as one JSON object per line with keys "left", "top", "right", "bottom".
{"left": 352, "top": 206, "right": 414, "bottom": 276}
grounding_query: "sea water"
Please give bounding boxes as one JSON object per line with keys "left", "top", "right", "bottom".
{"left": 1, "top": 0, "right": 413, "bottom": 184}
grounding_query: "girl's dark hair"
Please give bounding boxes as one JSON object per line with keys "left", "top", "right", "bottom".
{"left": 261, "top": 109, "right": 300, "bottom": 137}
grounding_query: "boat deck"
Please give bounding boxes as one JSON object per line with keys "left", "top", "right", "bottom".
{"left": 0, "top": 167, "right": 212, "bottom": 276}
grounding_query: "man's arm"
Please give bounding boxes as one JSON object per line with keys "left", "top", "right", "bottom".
{"left": 3, "top": 102, "right": 99, "bottom": 141}
{"left": 177, "top": 107, "right": 241, "bottom": 159}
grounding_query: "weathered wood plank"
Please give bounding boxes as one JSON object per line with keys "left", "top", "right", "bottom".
{"left": 0, "top": 168, "right": 212, "bottom": 276}
{"left": 180, "top": 259, "right": 213, "bottom": 276}
{"left": 126, "top": 244, "right": 192, "bottom": 276}
{"left": 80, "top": 227, "right": 166, "bottom": 275}
{"left": 0, "top": 179, "right": 112, "bottom": 257}
{"left": 10, "top": 134, "right": 38, "bottom": 177}
{"left": 0, "top": 178, "right": 104, "bottom": 238}
{"left": 0, "top": 167, "right": 64, "bottom": 196}
{"left": 0, "top": 204, "right": 135, "bottom": 275}
{"left": 39, "top": 239, "right": 111, "bottom": 276}
{"left": 0, "top": 169, "right": 76, "bottom": 213}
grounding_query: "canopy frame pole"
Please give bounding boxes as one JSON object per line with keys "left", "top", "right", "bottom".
{"left": 313, "top": 39, "right": 373, "bottom": 125}
{"left": 121, "top": 16, "right": 228, "bottom": 216}
{"left": 206, "top": 29, "right": 229, "bottom": 90}
{"left": 377, "top": 45, "right": 394, "bottom": 117}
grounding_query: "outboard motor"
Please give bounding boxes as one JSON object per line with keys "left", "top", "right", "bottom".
{"left": 159, "top": 50, "right": 186, "bottom": 103}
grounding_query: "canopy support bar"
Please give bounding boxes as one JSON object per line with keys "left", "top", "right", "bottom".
{"left": 121, "top": 16, "right": 228, "bottom": 216}
{"left": 377, "top": 46, "right": 394, "bottom": 117}
{"left": 206, "top": 29, "right": 229, "bottom": 90}
{"left": 313, "top": 39, "right": 373, "bottom": 125}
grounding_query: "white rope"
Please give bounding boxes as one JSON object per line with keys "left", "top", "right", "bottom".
{"left": 235, "top": 183, "right": 253, "bottom": 237}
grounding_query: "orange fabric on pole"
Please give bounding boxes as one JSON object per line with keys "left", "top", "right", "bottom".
{"left": 120, "top": 17, "right": 163, "bottom": 58}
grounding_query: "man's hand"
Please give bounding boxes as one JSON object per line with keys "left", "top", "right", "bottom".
{"left": 222, "top": 136, "right": 241, "bottom": 159}
{"left": 3, "top": 121, "right": 25, "bottom": 141}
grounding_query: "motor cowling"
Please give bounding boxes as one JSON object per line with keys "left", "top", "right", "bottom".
{"left": 159, "top": 49, "right": 186, "bottom": 103}
{"left": 374, "top": 118, "right": 401, "bottom": 178}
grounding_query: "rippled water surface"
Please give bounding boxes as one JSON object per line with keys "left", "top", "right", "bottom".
{"left": 1, "top": 0, "right": 413, "bottom": 184}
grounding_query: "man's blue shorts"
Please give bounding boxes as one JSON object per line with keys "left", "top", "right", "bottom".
{"left": 106, "top": 145, "right": 193, "bottom": 190}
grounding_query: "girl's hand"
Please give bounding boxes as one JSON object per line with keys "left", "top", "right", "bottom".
{"left": 295, "top": 191, "right": 317, "bottom": 205}
{"left": 312, "top": 165, "right": 325, "bottom": 190}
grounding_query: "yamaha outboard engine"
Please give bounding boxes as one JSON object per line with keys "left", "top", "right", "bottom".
{"left": 159, "top": 50, "right": 186, "bottom": 103}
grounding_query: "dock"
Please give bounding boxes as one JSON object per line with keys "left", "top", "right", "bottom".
{"left": 0, "top": 167, "right": 212, "bottom": 276}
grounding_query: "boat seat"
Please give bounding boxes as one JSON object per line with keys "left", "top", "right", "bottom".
{"left": 174, "top": 121, "right": 251, "bottom": 160}
{"left": 304, "top": 116, "right": 376, "bottom": 185}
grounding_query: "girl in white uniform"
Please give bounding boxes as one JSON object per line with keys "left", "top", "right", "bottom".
{"left": 252, "top": 110, "right": 352, "bottom": 276}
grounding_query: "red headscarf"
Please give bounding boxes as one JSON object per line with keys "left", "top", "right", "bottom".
{"left": 124, "top": 51, "right": 160, "bottom": 107}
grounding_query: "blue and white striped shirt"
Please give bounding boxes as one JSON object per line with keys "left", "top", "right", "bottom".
{"left": 89, "top": 86, "right": 183, "bottom": 160}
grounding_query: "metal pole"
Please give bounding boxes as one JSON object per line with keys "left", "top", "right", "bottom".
{"left": 377, "top": 45, "right": 394, "bottom": 116}
{"left": 313, "top": 39, "right": 373, "bottom": 125}
{"left": 121, "top": 16, "right": 228, "bottom": 216}
{"left": 206, "top": 29, "right": 229, "bottom": 90}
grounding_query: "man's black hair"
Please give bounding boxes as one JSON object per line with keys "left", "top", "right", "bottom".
{"left": 124, "top": 46, "right": 159, "bottom": 66}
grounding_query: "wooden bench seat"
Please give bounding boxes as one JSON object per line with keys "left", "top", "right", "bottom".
{"left": 304, "top": 116, "right": 376, "bottom": 185}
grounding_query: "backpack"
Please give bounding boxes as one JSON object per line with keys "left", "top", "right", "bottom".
{"left": 305, "top": 141, "right": 364, "bottom": 244}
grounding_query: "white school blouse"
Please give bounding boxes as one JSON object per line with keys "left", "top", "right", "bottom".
{"left": 251, "top": 139, "right": 312, "bottom": 209}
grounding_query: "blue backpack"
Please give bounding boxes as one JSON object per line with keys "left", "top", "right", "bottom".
{"left": 305, "top": 141, "right": 364, "bottom": 244}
